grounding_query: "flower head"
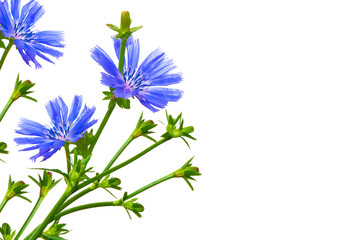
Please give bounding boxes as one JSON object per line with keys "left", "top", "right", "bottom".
{"left": 14, "top": 95, "right": 97, "bottom": 162}
{"left": 91, "top": 36, "right": 183, "bottom": 112}
{"left": 0, "top": 0, "right": 64, "bottom": 68}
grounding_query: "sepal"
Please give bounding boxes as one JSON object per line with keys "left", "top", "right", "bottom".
{"left": 0, "top": 223, "right": 16, "bottom": 240}
{"left": 103, "top": 90, "right": 130, "bottom": 109}
{"left": 71, "top": 129, "right": 95, "bottom": 158}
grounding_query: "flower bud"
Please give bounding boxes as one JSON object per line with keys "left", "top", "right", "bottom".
{"left": 5, "top": 176, "right": 30, "bottom": 203}
{"left": 0, "top": 223, "right": 15, "bottom": 240}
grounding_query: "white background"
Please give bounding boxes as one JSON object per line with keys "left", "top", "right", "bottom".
{"left": 0, "top": 0, "right": 360, "bottom": 239}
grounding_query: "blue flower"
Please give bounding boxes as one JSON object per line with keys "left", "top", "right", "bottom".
{"left": 0, "top": 0, "right": 64, "bottom": 68}
{"left": 91, "top": 36, "right": 183, "bottom": 112}
{"left": 14, "top": 96, "right": 97, "bottom": 162}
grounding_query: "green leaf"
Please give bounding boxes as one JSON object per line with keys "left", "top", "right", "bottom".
{"left": 0, "top": 142, "right": 8, "bottom": 154}
{"left": 0, "top": 40, "right": 5, "bottom": 49}
{"left": 106, "top": 24, "right": 120, "bottom": 32}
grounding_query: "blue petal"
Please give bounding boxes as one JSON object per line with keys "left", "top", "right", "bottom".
{"left": 15, "top": 118, "right": 47, "bottom": 137}
{"left": 10, "top": 0, "right": 20, "bottom": 23}
{"left": 0, "top": 1, "right": 15, "bottom": 37}
{"left": 68, "top": 95, "right": 82, "bottom": 124}
{"left": 137, "top": 87, "right": 183, "bottom": 112}
{"left": 18, "top": 0, "right": 44, "bottom": 31}
{"left": 91, "top": 46, "right": 123, "bottom": 81}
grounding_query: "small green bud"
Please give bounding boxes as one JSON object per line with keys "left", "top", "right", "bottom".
{"left": 132, "top": 113, "right": 157, "bottom": 141}
{"left": 0, "top": 142, "right": 8, "bottom": 154}
{"left": 0, "top": 223, "right": 16, "bottom": 240}
{"left": 11, "top": 74, "right": 36, "bottom": 102}
{"left": 120, "top": 11, "right": 131, "bottom": 34}
{"left": 107, "top": 11, "right": 142, "bottom": 41}
{"left": 121, "top": 198, "right": 144, "bottom": 219}
{"left": 173, "top": 157, "right": 201, "bottom": 191}
{"left": 66, "top": 154, "right": 92, "bottom": 188}
{"left": 29, "top": 171, "right": 60, "bottom": 197}
{"left": 100, "top": 175, "right": 121, "bottom": 191}
{"left": 42, "top": 220, "right": 69, "bottom": 240}
{"left": 161, "top": 111, "right": 196, "bottom": 148}
{"left": 5, "top": 176, "right": 31, "bottom": 203}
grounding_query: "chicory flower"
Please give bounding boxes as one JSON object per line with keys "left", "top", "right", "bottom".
{"left": 0, "top": 0, "right": 64, "bottom": 68}
{"left": 91, "top": 36, "right": 183, "bottom": 112}
{"left": 14, "top": 95, "right": 97, "bottom": 162}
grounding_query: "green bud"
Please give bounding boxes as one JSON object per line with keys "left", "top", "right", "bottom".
{"left": 121, "top": 198, "right": 144, "bottom": 219}
{"left": 0, "top": 223, "right": 16, "bottom": 240}
{"left": 173, "top": 157, "right": 201, "bottom": 191}
{"left": 132, "top": 113, "right": 157, "bottom": 141}
{"left": 11, "top": 74, "right": 36, "bottom": 102}
{"left": 120, "top": 11, "right": 131, "bottom": 34}
{"left": 29, "top": 171, "right": 60, "bottom": 197}
{"left": 0, "top": 142, "right": 8, "bottom": 154}
{"left": 100, "top": 175, "right": 121, "bottom": 191}
{"left": 161, "top": 111, "right": 196, "bottom": 148}
{"left": 107, "top": 11, "right": 142, "bottom": 41}
{"left": 5, "top": 176, "right": 31, "bottom": 203}
{"left": 67, "top": 153, "right": 92, "bottom": 188}
{"left": 42, "top": 220, "right": 69, "bottom": 240}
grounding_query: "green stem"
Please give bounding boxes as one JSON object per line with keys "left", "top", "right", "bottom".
{"left": 126, "top": 173, "right": 174, "bottom": 199}
{"left": 0, "top": 98, "right": 14, "bottom": 122}
{"left": 54, "top": 201, "right": 115, "bottom": 220}
{"left": 58, "top": 186, "right": 94, "bottom": 212}
{"left": 64, "top": 142, "right": 71, "bottom": 173}
{"left": 28, "top": 188, "right": 72, "bottom": 240}
{"left": 103, "top": 135, "right": 134, "bottom": 172}
{"left": 0, "top": 39, "right": 14, "bottom": 71}
{"left": 0, "top": 196, "right": 8, "bottom": 214}
{"left": 75, "top": 137, "right": 171, "bottom": 191}
{"left": 88, "top": 100, "right": 116, "bottom": 154}
{"left": 118, "top": 39, "right": 127, "bottom": 74}
{"left": 54, "top": 173, "right": 175, "bottom": 219}
{"left": 88, "top": 36, "right": 127, "bottom": 155}
{"left": 58, "top": 135, "right": 134, "bottom": 212}
{"left": 14, "top": 195, "right": 45, "bottom": 240}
